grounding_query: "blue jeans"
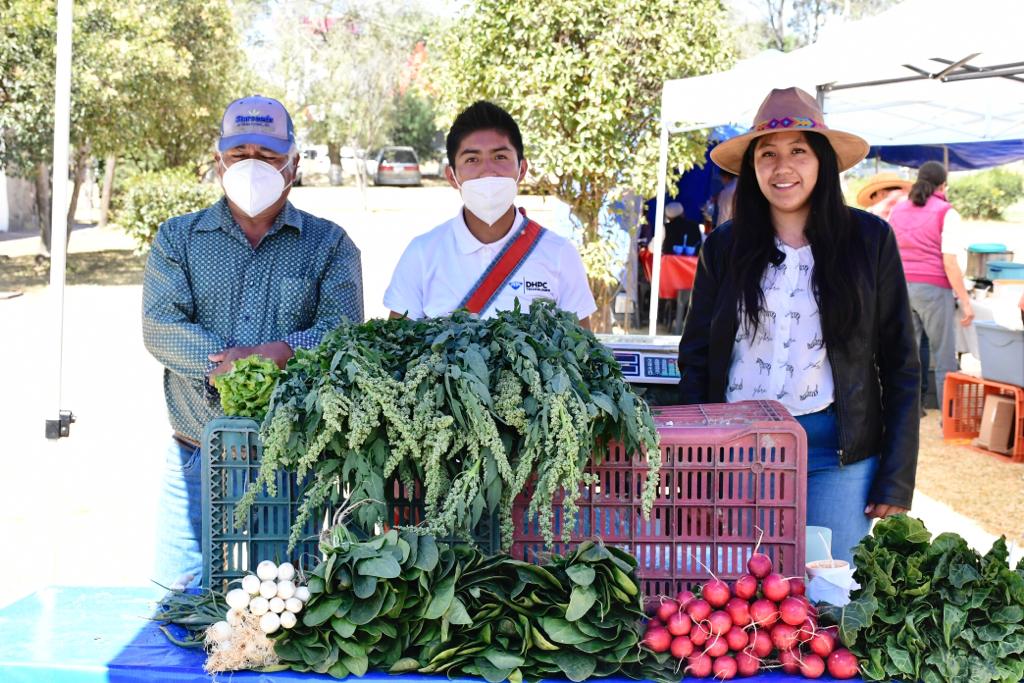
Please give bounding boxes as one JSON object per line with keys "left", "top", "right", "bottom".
{"left": 796, "top": 406, "right": 879, "bottom": 564}
{"left": 153, "top": 438, "right": 203, "bottom": 588}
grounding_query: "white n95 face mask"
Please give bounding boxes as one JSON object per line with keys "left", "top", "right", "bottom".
{"left": 220, "top": 157, "right": 292, "bottom": 218}
{"left": 456, "top": 175, "right": 519, "bottom": 226}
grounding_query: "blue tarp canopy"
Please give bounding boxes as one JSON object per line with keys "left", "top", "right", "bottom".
{"left": 866, "top": 140, "right": 1024, "bottom": 171}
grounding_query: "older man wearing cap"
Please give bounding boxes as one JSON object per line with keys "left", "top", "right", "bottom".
{"left": 142, "top": 96, "right": 363, "bottom": 588}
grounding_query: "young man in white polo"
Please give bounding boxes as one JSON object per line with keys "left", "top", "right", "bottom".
{"left": 384, "top": 101, "right": 596, "bottom": 326}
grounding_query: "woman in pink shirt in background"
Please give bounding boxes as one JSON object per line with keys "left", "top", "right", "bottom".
{"left": 888, "top": 161, "right": 974, "bottom": 409}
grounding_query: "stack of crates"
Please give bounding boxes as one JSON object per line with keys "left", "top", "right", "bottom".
{"left": 510, "top": 401, "right": 807, "bottom": 600}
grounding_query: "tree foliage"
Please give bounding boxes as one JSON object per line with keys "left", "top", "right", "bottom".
{"left": 269, "top": 0, "right": 434, "bottom": 180}
{"left": 0, "top": 0, "right": 248, "bottom": 174}
{"left": 757, "top": 0, "right": 898, "bottom": 51}
{"left": 428, "top": 0, "right": 735, "bottom": 327}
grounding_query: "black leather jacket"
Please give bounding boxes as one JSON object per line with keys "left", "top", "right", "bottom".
{"left": 677, "top": 209, "right": 920, "bottom": 510}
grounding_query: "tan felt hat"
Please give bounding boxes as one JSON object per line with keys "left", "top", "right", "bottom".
{"left": 856, "top": 172, "right": 912, "bottom": 207}
{"left": 710, "top": 87, "right": 869, "bottom": 175}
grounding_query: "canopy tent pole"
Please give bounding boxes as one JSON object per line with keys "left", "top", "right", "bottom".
{"left": 44, "top": 0, "right": 75, "bottom": 440}
{"left": 943, "top": 144, "right": 950, "bottom": 169}
{"left": 648, "top": 122, "right": 670, "bottom": 336}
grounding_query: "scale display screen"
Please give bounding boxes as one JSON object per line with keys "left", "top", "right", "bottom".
{"left": 601, "top": 335, "right": 681, "bottom": 385}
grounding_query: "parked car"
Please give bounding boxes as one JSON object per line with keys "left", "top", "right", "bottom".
{"left": 294, "top": 145, "right": 332, "bottom": 186}
{"left": 373, "top": 146, "right": 421, "bottom": 186}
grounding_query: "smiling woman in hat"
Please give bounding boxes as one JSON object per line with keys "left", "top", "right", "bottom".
{"left": 677, "top": 87, "right": 920, "bottom": 563}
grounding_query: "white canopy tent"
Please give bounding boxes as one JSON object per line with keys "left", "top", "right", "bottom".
{"left": 649, "top": 0, "right": 1024, "bottom": 334}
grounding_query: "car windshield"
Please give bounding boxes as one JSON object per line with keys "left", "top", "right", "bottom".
{"left": 383, "top": 149, "right": 417, "bottom": 164}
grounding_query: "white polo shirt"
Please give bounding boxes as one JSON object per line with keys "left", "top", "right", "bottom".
{"left": 384, "top": 208, "right": 597, "bottom": 320}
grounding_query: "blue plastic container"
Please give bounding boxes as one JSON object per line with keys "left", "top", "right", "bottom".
{"left": 987, "top": 261, "right": 1024, "bottom": 281}
{"left": 968, "top": 243, "right": 1009, "bottom": 253}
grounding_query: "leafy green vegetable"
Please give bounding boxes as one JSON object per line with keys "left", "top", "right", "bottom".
{"left": 213, "top": 354, "right": 280, "bottom": 420}
{"left": 831, "top": 515, "right": 1024, "bottom": 682}
{"left": 238, "top": 300, "right": 661, "bottom": 551}
{"left": 273, "top": 527, "right": 665, "bottom": 682}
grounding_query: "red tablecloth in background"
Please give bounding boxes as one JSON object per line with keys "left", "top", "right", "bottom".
{"left": 640, "top": 249, "right": 699, "bottom": 299}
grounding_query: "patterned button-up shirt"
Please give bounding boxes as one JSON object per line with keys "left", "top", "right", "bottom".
{"left": 143, "top": 197, "right": 363, "bottom": 440}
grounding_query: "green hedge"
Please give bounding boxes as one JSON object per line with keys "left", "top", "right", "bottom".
{"left": 948, "top": 168, "right": 1024, "bottom": 220}
{"left": 116, "top": 167, "right": 221, "bottom": 248}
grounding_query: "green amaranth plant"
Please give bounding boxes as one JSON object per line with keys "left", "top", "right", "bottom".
{"left": 236, "top": 300, "right": 661, "bottom": 550}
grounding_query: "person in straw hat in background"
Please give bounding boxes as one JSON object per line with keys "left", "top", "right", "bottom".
{"left": 677, "top": 87, "right": 920, "bottom": 563}
{"left": 856, "top": 172, "right": 912, "bottom": 222}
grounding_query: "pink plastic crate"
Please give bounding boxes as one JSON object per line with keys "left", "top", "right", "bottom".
{"left": 510, "top": 400, "right": 807, "bottom": 600}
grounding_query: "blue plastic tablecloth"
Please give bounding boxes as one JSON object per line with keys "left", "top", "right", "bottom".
{"left": 0, "top": 587, "right": 861, "bottom": 682}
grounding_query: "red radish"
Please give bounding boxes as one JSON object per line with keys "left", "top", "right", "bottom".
{"left": 779, "top": 596, "right": 807, "bottom": 626}
{"left": 798, "top": 616, "right": 818, "bottom": 643}
{"left": 712, "top": 655, "right": 738, "bottom": 680}
{"left": 687, "top": 653, "right": 713, "bottom": 678}
{"left": 676, "top": 590, "right": 696, "bottom": 609}
{"left": 747, "top": 629, "right": 773, "bottom": 658}
{"left": 702, "top": 579, "right": 731, "bottom": 608}
{"left": 704, "top": 634, "right": 729, "bottom": 657}
{"left": 789, "top": 576, "right": 806, "bottom": 596}
{"left": 810, "top": 629, "right": 836, "bottom": 658}
{"left": 643, "top": 627, "right": 672, "bottom": 653}
{"left": 725, "top": 626, "right": 748, "bottom": 652}
{"left": 827, "top": 649, "right": 860, "bottom": 679}
{"left": 689, "top": 622, "right": 710, "bottom": 647}
{"left": 800, "top": 653, "right": 826, "bottom": 679}
{"left": 656, "top": 599, "right": 680, "bottom": 623}
{"left": 735, "top": 650, "right": 760, "bottom": 677}
{"left": 670, "top": 635, "right": 694, "bottom": 659}
{"left": 687, "top": 598, "right": 713, "bottom": 623}
{"left": 638, "top": 618, "right": 663, "bottom": 634}
{"left": 761, "top": 573, "right": 791, "bottom": 602}
{"left": 778, "top": 648, "right": 801, "bottom": 674}
{"left": 707, "top": 610, "right": 733, "bottom": 636}
{"left": 733, "top": 574, "right": 759, "bottom": 600}
{"left": 749, "top": 599, "right": 778, "bottom": 628}
{"left": 725, "top": 597, "right": 752, "bottom": 627}
{"left": 747, "top": 552, "right": 773, "bottom": 579}
{"left": 771, "top": 622, "right": 800, "bottom": 652}
{"left": 645, "top": 600, "right": 660, "bottom": 617}
{"left": 667, "top": 611, "right": 692, "bottom": 636}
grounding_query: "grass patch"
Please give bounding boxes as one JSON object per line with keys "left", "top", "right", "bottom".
{"left": 0, "top": 249, "right": 147, "bottom": 292}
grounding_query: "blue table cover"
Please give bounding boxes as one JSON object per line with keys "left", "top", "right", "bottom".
{"left": 0, "top": 587, "right": 864, "bottom": 682}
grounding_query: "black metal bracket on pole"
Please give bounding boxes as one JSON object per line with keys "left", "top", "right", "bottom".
{"left": 45, "top": 410, "right": 75, "bottom": 440}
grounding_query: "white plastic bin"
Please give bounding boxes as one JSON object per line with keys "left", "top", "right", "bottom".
{"left": 974, "top": 320, "right": 1024, "bottom": 387}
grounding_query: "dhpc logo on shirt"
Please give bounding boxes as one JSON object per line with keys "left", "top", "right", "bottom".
{"left": 508, "top": 280, "right": 550, "bottom": 293}
{"left": 508, "top": 280, "right": 523, "bottom": 290}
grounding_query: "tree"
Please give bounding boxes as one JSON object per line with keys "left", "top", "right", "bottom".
{"left": 391, "top": 87, "right": 441, "bottom": 162}
{"left": 756, "top": 0, "right": 898, "bottom": 50}
{"left": 267, "top": 1, "right": 434, "bottom": 187}
{"left": 0, "top": 0, "right": 249, "bottom": 250}
{"left": 428, "top": 0, "right": 735, "bottom": 330}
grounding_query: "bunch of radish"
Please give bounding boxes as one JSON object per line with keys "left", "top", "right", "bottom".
{"left": 209, "top": 560, "right": 310, "bottom": 640}
{"left": 641, "top": 551, "right": 860, "bottom": 679}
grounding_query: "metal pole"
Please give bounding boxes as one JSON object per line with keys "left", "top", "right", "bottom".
{"left": 648, "top": 122, "right": 670, "bottom": 336}
{"left": 44, "top": 0, "right": 75, "bottom": 440}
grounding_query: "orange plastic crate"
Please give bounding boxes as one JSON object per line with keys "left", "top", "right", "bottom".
{"left": 510, "top": 400, "right": 807, "bottom": 600}
{"left": 943, "top": 372, "right": 1024, "bottom": 462}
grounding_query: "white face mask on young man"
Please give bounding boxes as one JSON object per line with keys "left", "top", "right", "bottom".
{"left": 220, "top": 156, "right": 293, "bottom": 218}
{"left": 454, "top": 170, "right": 521, "bottom": 226}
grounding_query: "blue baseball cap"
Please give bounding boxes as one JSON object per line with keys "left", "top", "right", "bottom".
{"left": 218, "top": 96, "right": 295, "bottom": 154}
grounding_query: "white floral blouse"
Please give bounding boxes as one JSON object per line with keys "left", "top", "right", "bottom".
{"left": 725, "top": 239, "right": 835, "bottom": 416}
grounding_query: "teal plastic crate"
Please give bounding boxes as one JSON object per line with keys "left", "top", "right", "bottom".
{"left": 202, "top": 418, "right": 501, "bottom": 591}
{"left": 201, "top": 417, "right": 326, "bottom": 592}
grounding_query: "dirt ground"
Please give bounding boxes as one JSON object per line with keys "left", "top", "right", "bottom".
{"left": 917, "top": 411, "right": 1024, "bottom": 546}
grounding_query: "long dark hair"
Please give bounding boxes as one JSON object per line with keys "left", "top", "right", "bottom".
{"left": 909, "top": 161, "right": 947, "bottom": 207}
{"left": 728, "top": 131, "right": 865, "bottom": 348}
